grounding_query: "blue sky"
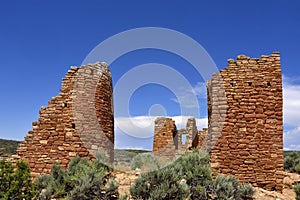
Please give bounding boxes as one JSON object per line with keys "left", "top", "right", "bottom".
{"left": 0, "top": 1, "right": 299, "bottom": 150}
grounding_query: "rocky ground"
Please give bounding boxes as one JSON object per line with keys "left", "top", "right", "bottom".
{"left": 114, "top": 170, "right": 300, "bottom": 199}
{"left": 254, "top": 172, "right": 300, "bottom": 200}
{"left": 114, "top": 170, "right": 140, "bottom": 197}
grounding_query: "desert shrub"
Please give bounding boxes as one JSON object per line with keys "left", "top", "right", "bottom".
{"left": 284, "top": 151, "right": 300, "bottom": 174}
{"left": 119, "top": 194, "right": 129, "bottom": 200}
{"left": 130, "top": 165, "right": 190, "bottom": 199}
{"left": 130, "top": 149, "right": 211, "bottom": 199}
{"left": 238, "top": 182, "right": 255, "bottom": 200}
{"left": 130, "top": 152, "right": 159, "bottom": 171}
{"left": 295, "top": 163, "right": 300, "bottom": 174}
{"left": 0, "top": 159, "right": 37, "bottom": 200}
{"left": 214, "top": 174, "right": 239, "bottom": 198}
{"left": 130, "top": 149, "right": 254, "bottom": 200}
{"left": 295, "top": 183, "right": 300, "bottom": 200}
{"left": 285, "top": 156, "right": 295, "bottom": 171}
{"left": 173, "top": 150, "right": 212, "bottom": 184}
{"left": 213, "top": 174, "right": 254, "bottom": 200}
{"left": 35, "top": 155, "right": 118, "bottom": 200}
{"left": 189, "top": 174, "right": 254, "bottom": 200}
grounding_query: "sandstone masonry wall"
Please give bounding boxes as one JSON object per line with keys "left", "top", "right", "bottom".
{"left": 152, "top": 53, "right": 284, "bottom": 192}
{"left": 208, "top": 52, "right": 284, "bottom": 191}
{"left": 153, "top": 117, "right": 201, "bottom": 159}
{"left": 15, "top": 62, "right": 114, "bottom": 176}
{"left": 153, "top": 118, "right": 177, "bottom": 161}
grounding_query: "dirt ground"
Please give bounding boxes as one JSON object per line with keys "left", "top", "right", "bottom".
{"left": 253, "top": 172, "right": 300, "bottom": 200}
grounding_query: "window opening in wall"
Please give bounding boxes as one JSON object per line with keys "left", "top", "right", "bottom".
{"left": 182, "top": 134, "right": 187, "bottom": 145}
{"left": 72, "top": 123, "right": 76, "bottom": 129}
{"left": 248, "top": 82, "right": 252, "bottom": 86}
{"left": 267, "top": 82, "right": 271, "bottom": 86}
{"left": 230, "top": 83, "right": 234, "bottom": 87}
{"left": 63, "top": 103, "right": 67, "bottom": 107}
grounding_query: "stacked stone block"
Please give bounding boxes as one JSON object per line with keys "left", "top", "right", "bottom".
{"left": 152, "top": 118, "right": 177, "bottom": 161}
{"left": 152, "top": 53, "right": 284, "bottom": 191}
{"left": 15, "top": 62, "right": 114, "bottom": 176}
{"left": 153, "top": 117, "right": 200, "bottom": 160}
{"left": 197, "top": 128, "right": 208, "bottom": 150}
{"left": 186, "top": 118, "right": 198, "bottom": 150}
{"left": 208, "top": 52, "right": 284, "bottom": 191}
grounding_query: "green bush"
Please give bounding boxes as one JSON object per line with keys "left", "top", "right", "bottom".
{"left": 0, "top": 159, "right": 37, "bottom": 200}
{"left": 284, "top": 151, "right": 300, "bottom": 174}
{"left": 213, "top": 174, "right": 254, "bottom": 200}
{"left": 295, "top": 183, "right": 300, "bottom": 200}
{"left": 295, "top": 163, "right": 300, "bottom": 174}
{"left": 35, "top": 155, "right": 119, "bottom": 200}
{"left": 214, "top": 174, "right": 239, "bottom": 199}
{"left": 130, "top": 165, "right": 190, "bottom": 199}
{"left": 189, "top": 174, "right": 254, "bottom": 200}
{"left": 130, "top": 152, "right": 159, "bottom": 171}
{"left": 130, "top": 149, "right": 209, "bottom": 200}
{"left": 238, "top": 182, "right": 255, "bottom": 200}
{"left": 130, "top": 149, "right": 254, "bottom": 200}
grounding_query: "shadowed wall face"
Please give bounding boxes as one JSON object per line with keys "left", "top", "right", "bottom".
{"left": 16, "top": 63, "right": 114, "bottom": 177}
{"left": 208, "top": 53, "right": 284, "bottom": 191}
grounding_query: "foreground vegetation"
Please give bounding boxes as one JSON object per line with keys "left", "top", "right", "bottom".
{"left": 130, "top": 150, "right": 254, "bottom": 200}
{"left": 0, "top": 150, "right": 254, "bottom": 200}
{"left": 0, "top": 153, "right": 119, "bottom": 200}
{"left": 0, "top": 160, "right": 37, "bottom": 199}
{"left": 6, "top": 141, "right": 300, "bottom": 199}
{"left": 35, "top": 152, "right": 119, "bottom": 199}
{"left": 296, "top": 183, "right": 300, "bottom": 200}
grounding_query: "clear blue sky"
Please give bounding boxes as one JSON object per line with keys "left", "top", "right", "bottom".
{"left": 0, "top": 1, "right": 299, "bottom": 150}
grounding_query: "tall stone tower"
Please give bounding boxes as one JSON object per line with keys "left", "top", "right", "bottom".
{"left": 207, "top": 52, "right": 284, "bottom": 191}
{"left": 16, "top": 62, "right": 114, "bottom": 176}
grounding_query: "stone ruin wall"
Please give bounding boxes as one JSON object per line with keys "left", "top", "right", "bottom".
{"left": 153, "top": 118, "right": 177, "bottom": 161}
{"left": 15, "top": 62, "right": 114, "bottom": 177}
{"left": 13, "top": 52, "right": 283, "bottom": 191}
{"left": 153, "top": 117, "right": 207, "bottom": 160}
{"left": 152, "top": 52, "right": 284, "bottom": 191}
{"left": 208, "top": 52, "right": 284, "bottom": 191}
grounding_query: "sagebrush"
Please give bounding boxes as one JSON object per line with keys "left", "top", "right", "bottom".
{"left": 130, "top": 152, "right": 159, "bottom": 171}
{"left": 35, "top": 153, "right": 119, "bottom": 200}
{"left": 284, "top": 151, "right": 300, "bottom": 174}
{"left": 295, "top": 183, "right": 300, "bottom": 200}
{"left": 130, "top": 149, "right": 254, "bottom": 200}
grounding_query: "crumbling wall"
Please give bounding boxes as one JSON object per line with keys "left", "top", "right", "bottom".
{"left": 208, "top": 52, "right": 284, "bottom": 191}
{"left": 197, "top": 128, "right": 208, "bottom": 150}
{"left": 153, "top": 118, "right": 177, "bottom": 161}
{"left": 15, "top": 62, "right": 114, "bottom": 176}
{"left": 152, "top": 52, "right": 284, "bottom": 192}
{"left": 153, "top": 117, "right": 200, "bottom": 160}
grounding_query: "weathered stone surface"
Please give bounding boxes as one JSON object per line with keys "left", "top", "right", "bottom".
{"left": 153, "top": 117, "right": 207, "bottom": 160}
{"left": 207, "top": 52, "right": 284, "bottom": 191}
{"left": 152, "top": 53, "right": 283, "bottom": 192}
{"left": 15, "top": 62, "right": 114, "bottom": 177}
